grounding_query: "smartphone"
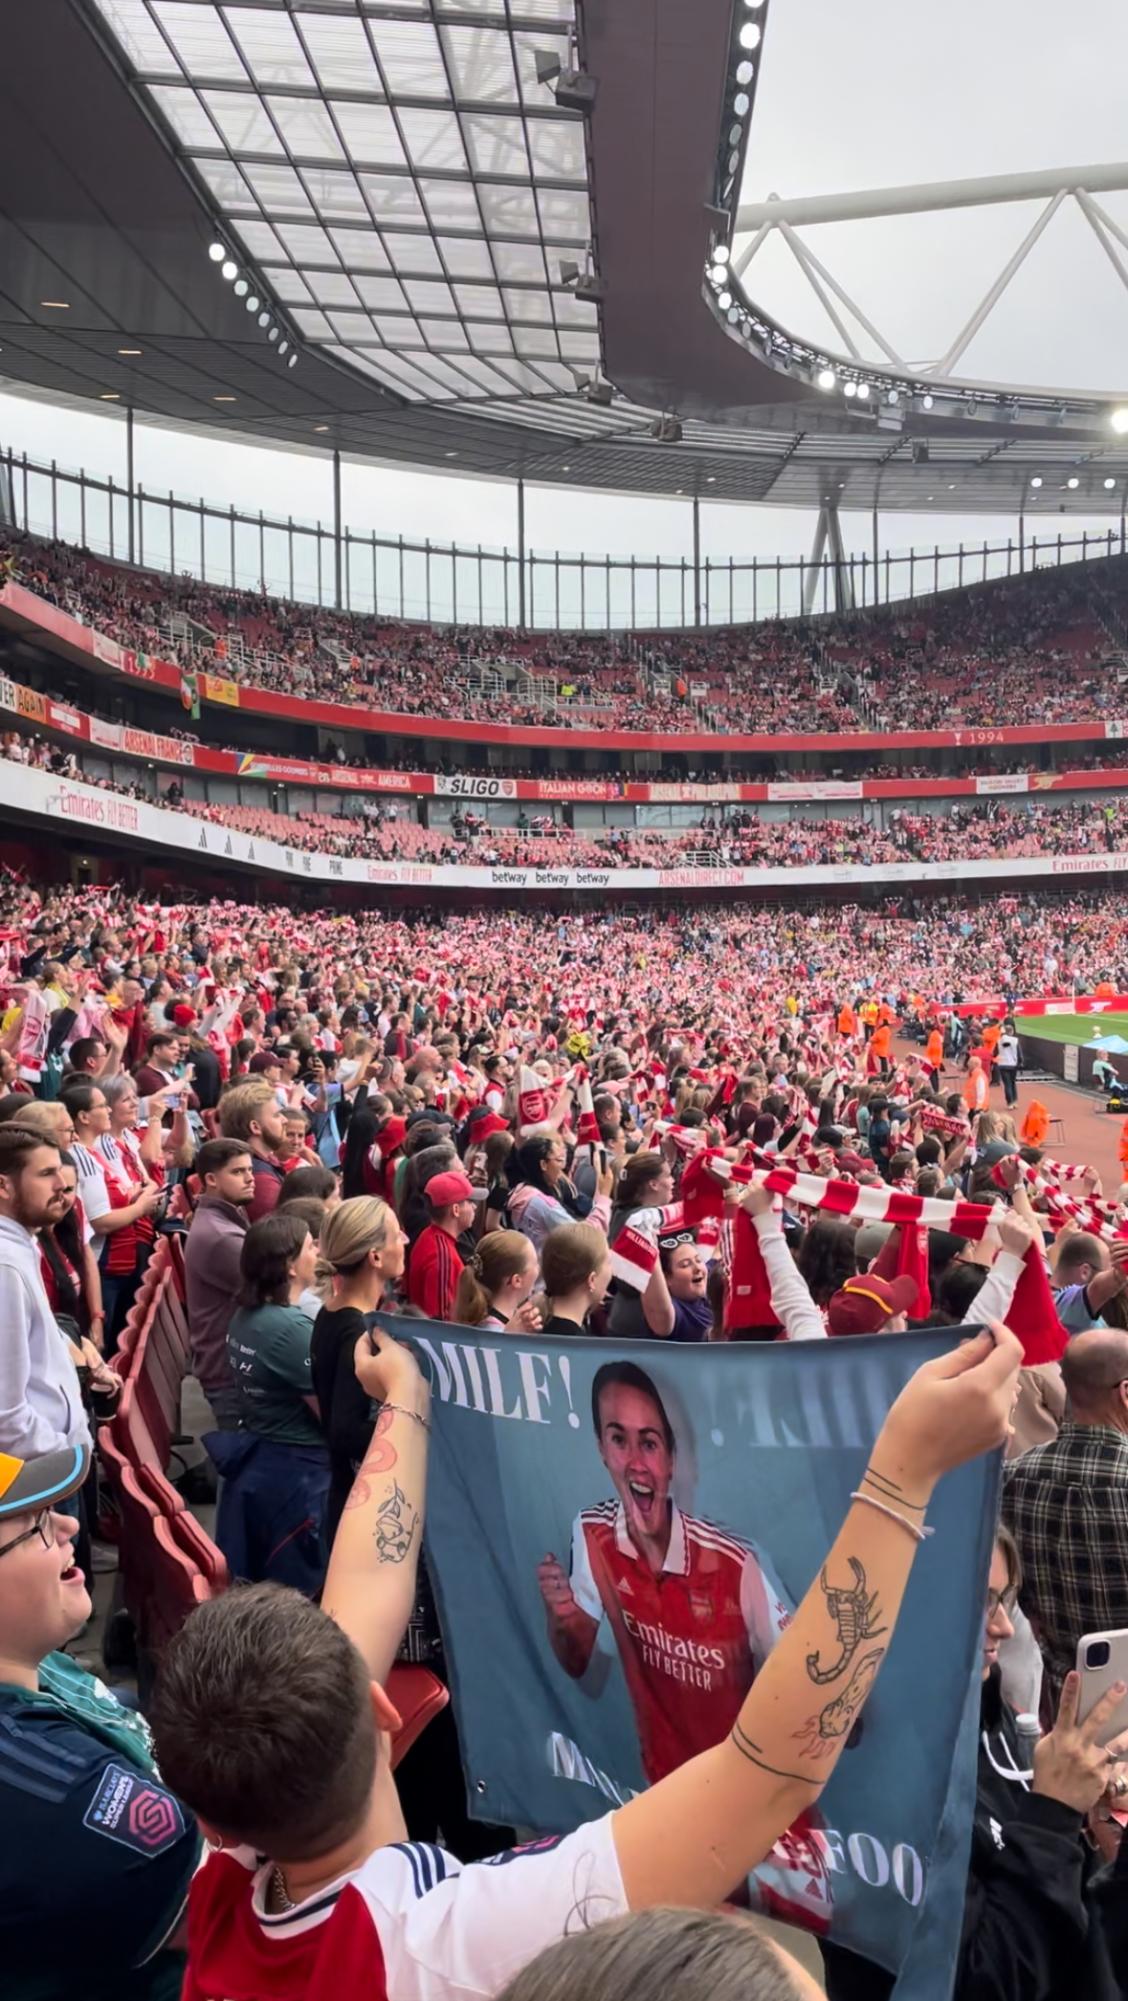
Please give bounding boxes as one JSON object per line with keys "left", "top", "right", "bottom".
{"left": 1076, "top": 1628, "right": 1128, "bottom": 1743}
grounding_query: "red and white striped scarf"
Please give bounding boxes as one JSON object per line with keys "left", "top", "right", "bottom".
{"left": 706, "top": 1155, "right": 1002, "bottom": 1240}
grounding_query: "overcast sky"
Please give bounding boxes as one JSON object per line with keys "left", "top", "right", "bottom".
{"left": 3, "top": 0, "right": 1126, "bottom": 603}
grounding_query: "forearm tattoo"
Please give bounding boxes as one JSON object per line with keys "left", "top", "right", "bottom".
{"left": 792, "top": 1650, "right": 885, "bottom": 1760}
{"left": 341, "top": 1409, "right": 402, "bottom": 1515}
{"left": 806, "top": 1558, "right": 887, "bottom": 1685}
{"left": 373, "top": 1481, "right": 419, "bottom": 1565}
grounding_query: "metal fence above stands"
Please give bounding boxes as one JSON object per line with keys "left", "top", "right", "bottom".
{"left": 3, "top": 446, "right": 1127, "bottom": 635}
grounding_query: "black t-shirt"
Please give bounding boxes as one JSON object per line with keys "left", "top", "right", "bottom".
{"left": 311, "top": 1304, "right": 377, "bottom": 1540}
{"left": 540, "top": 1313, "right": 587, "bottom": 1339}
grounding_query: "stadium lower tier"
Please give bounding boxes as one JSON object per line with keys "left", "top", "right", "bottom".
{"left": 4, "top": 750, "right": 1128, "bottom": 895}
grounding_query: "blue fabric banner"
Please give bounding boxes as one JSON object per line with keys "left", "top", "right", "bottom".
{"left": 413, "top": 1323, "right": 999, "bottom": 1996}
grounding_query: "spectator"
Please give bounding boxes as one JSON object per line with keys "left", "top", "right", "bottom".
{"left": 145, "top": 1324, "right": 1021, "bottom": 1998}
{"left": 539, "top": 1221, "right": 612, "bottom": 1336}
{"left": 183, "top": 1137, "right": 255, "bottom": 1430}
{"left": 62, "top": 1078, "right": 161, "bottom": 1346}
{"left": 508, "top": 1134, "right": 611, "bottom": 1259}
{"left": 1003, "top": 1328, "right": 1128, "bottom": 1705}
{"left": 309, "top": 1196, "right": 407, "bottom": 1542}
{"left": 1052, "top": 1232, "right": 1128, "bottom": 1334}
{"left": 0, "top": 1440, "right": 198, "bottom": 1999}
{"left": 211, "top": 1211, "right": 328, "bottom": 1595}
{"left": 218, "top": 1080, "right": 289, "bottom": 1221}
{"left": 451, "top": 1229, "right": 540, "bottom": 1332}
{"left": 406, "top": 1168, "right": 475, "bottom": 1319}
{"left": 133, "top": 1028, "right": 195, "bottom": 1109}
{"left": 0, "top": 1126, "right": 89, "bottom": 1458}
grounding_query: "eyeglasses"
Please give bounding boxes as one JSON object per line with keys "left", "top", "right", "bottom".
{"left": 0, "top": 1508, "right": 53, "bottom": 1561}
{"left": 986, "top": 1586, "right": 1018, "bottom": 1617}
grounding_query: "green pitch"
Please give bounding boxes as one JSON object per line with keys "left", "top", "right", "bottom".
{"left": 1015, "top": 1011, "right": 1128, "bottom": 1047}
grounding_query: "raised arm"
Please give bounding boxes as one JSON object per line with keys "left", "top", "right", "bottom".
{"left": 610, "top": 1321, "right": 1022, "bottom": 1910}
{"left": 743, "top": 1183, "right": 827, "bottom": 1341}
{"left": 320, "top": 1330, "right": 431, "bottom": 1687}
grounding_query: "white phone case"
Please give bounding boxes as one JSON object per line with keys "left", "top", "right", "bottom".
{"left": 1075, "top": 1628, "right": 1128, "bottom": 1744}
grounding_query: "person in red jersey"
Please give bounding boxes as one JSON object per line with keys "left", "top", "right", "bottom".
{"left": 146, "top": 1324, "right": 1022, "bottom": 2001}
{"left": 538, "top": 1361, "right": 793, "bottom": 1786}
{"left": 406, "top": 1168, "right": 475, "bottom": 1320}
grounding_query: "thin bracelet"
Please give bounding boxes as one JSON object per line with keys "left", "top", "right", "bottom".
{"left": 382, "top": 1401, "right": 432, "bottom": 1434}
{"left": 849, "top": 1490, "right": 933, "bottom": 1543}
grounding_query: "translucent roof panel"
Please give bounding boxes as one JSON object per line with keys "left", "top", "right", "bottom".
{"left": 93, "top": 0, "right": 600, "bottom": 410}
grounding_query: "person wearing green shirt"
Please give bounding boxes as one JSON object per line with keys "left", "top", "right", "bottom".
{"left": 209, "top": 1211, "right": 331, "bottom": 1595}
{"left": 0, "top": 1440, "right": 197, "bottom": 2000}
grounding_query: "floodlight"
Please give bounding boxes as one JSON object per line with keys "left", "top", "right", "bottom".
{"left": 886, "top": 389, "right": 900, "bottom": 406}
{"left": 719, "top": 291, "right": 732, "bottom": 310}
{"left": 1111, "top": 408, "right": 1128, "bottom": 435}
{"left": 1067, "top": 476, "right": 1079, "bottom": 489}
{"left": 739, "top": 22, "right": 762, "bottom": 47}
{"left": 1030, "top": 476, "right": 1043, "bottom": 488}
{"left": 221, "top": 260, "right": 238, "bottom": 282}
{"left": 208, "top": 242, "right": 226, "bottom": 263}
{"left": 921, "top": 393, "right": 934, "bottom": 411}
{"left": 733, "top": 92, "right": 750, "bottom": 116}
{"left": 234, "top": 279, "right": 248, "bottom": 298}
{"left": 1105, "top": 477, "right": 1117, "bottom": 490}
{"left": 843, "top": 380, "right": 858, "bottom": 398}
{"left": 856, "top": 382, "right": 870, "bottom": 400}
{"left": 816, "top": 368, "right": 835, "bottom": 390}
{"left": 736, "top": 60, "right": 754, "bottom": 83}
{"left": 713, "top": 244, "right": 730, "bottom": 265}
{"left": 246, "top": 295, "right": 259, "bottom": 313}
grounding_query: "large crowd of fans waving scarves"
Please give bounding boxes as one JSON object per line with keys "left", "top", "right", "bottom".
{"left": 7, "top": 732, "right": 1128, "bottom": 872}
{"left": 6, "top": 863, "right": 1128, "bottom": 2001}
{"left": 5, "top": 527, "right": 1127, "bottom": 736}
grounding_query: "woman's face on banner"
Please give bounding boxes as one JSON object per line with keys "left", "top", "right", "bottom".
{"left": 597, "top": 1384, "right": 674, "bottom": 1544}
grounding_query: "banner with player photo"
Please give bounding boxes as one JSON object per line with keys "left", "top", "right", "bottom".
{"left": 414, "top": 1322, "right": 999, "bottom": 1999}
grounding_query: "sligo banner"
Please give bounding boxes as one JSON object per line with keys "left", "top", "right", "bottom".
{"left": 417, "top": 1323, "right": 996, "bottom": 1993}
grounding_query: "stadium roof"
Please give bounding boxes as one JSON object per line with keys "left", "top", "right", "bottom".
{"left": 1, "top": 0, "right": 1127, "bottom": 513}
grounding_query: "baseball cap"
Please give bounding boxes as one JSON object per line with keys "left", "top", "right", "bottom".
{"left": 827, "top": 1273, "right": 919, "bottom": 1337}
{"left": 425, "top": 1169, "right": 475, "bottom": 1207}
{"left": 248, "top": 1050, "right": 282, "bottom": 1075}
{"left": 0, "top": 1442, "right": 90, "bottom": 1523}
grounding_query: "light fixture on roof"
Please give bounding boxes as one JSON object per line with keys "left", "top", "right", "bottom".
{"left": 559, "top": 259, "right": 606, "bottom": 303}
{"left": 816, "top": 367, "right": 836, "bottom": 390}
{"left": 257, "top": 311, "right": 271, "bottom": 329}
{"left": 709, "top": 262, "right": 728, "bottom": 285}
{"left": 278, "top": 340, "right": 289, "bottom": 357}
{"left": 1105, "top": 476, "right": 1118, "bottom": 489}
{"left": 718, "top": 290, "right": 732, "bottom": 310}
{"left": 234, "top": 279, "right": 248, "bottom": 298}
{"left": 40, "top": 300, "right": 69, "bottom": 309}
{"left": 733, "top": 92, "right": 750, "bottom": 116}
{"left": 533, "top": 49, "right": 598, "bottom": 111}
{"left": 208, "top": 242, "right": 226, "bottom": 264}
{"left": 713, "top": 244, "right": 730, "bottom": 266}
{"left": 213, "top": 395, "right": 236, "bottom": 403}
{"left": 118, "top": 347, "right": 142, "bottom": 356}
{"left": 246, "top": 295, "right": 260, "bottom": 314}
{"left": 445, "top": 449, "right": 458, "bottom": 459}
{"left": 1030, "top": 475, "right": 1043, "bottom": 488}
{"left": 1067, "top": 476, "right": 1080, "bottom": 489}
{"left": 287, "top": 353, "right": 298, "bottom": 369}
{"left": 843, "top": 379, "right": 858, "bottom": 398}
{"left": 920, "top": 392, "right": 934, "bottom": 411}
{"left": 735, "top": 60, "right": 754, "bottom": 83}
{"left": 268, "top": 326, "right": 279, "bottom": 343}
{"left": 100, "top": 392, "right": 120, "bottom": 401}
{"left": 706, "top": 475, "right": 716, "bottom": 483}
{"left": 739, "top": 22, "right": 762, "bottom": 48}
{"left": 221, "top": 260, "right": 238, "bottom": 283}
{"left": 856, "top": 382, "right": 870, "bottom": 400}
{"left": 1111, "top": 408, "right": 1128, "bottom": 435}
{"left": 886, "top": 388, "right": 900, "bottom": 406}
{"left": 744, "top": 0, "right": 765, "bottom": 8}
{"left": 314, "top": 424, "right": 329, "bottom": 433}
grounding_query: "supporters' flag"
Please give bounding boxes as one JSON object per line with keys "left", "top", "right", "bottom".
{"left": 608, "top": 1224, "right": 659, "bottom": 1293}
{"left": 419, "top": 1320, "right": 997, "bottom": 1993}
{"left": 726, "top": 1202, "right": 781, "bottom": 1333}
{"left": 518, "top": 1065, "right": 550, "bottom": 1132}
{"left": 179, "top": 666, "right": 200, "bottom": 719}
{"left": 574, "top": 1066, "right": 600, "bottom": 1148}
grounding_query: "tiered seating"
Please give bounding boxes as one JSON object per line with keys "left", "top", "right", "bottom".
{"left": 97, "top": 1230, "right": 448, "bottom": 1758}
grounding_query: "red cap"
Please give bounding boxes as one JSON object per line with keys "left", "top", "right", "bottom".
{"left": 827, "top": 1273, "right": 919, "bottom": 1337}
{"left": 467, "top": 1108, "right": 510, "bottom": 1139}
{"left": 425, "top": 1169, "right": 475, "bottom": 1207}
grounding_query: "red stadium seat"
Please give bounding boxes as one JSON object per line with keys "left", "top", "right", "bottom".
{"left": 169, "top": 1507, "right": 229, "bottom": 1592}
{"left": 385, "top": 1665, "right": 449, "bottom": 1771}
{"left": 135, "top": 1459, "right": 187, "bottom": 1518}
{"left": 151, "top": 1515, "right": 213, "bottom": 1644}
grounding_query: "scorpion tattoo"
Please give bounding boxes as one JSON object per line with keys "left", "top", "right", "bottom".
{"left": 805, "top": 1558, "right": 887, "bottom": 1685}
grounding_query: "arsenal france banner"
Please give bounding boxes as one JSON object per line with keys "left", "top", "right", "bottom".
{"left": 412, "top": 1321, "right": 998, "bottom": 1998}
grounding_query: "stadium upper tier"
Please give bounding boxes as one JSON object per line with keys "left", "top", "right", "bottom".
{"left": 2, "top": 530, "right": 1127, "bottom": 753}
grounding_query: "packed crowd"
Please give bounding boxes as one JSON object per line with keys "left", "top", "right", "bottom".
{"left": 6, "top": 527, "right": 1127, "bottom": 738}
{"left": 5, "top": 875, "right": 1128, "bottom": 2000}
{"left": 8, "top": 730, "right": 1128, "bottom": 875}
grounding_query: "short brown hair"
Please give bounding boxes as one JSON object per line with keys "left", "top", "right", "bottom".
{"left": 218, "top": 1080, "right": 275, "bottom": 1145}
{"left": 194, "top": 1136, "right": 252, "bottom": 1183}
{"left": 148, "top": 1584, "right": 377, "bottom": 1859}
{"left": 238, "top": 1210, "right": 309, "bottom": 1309}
